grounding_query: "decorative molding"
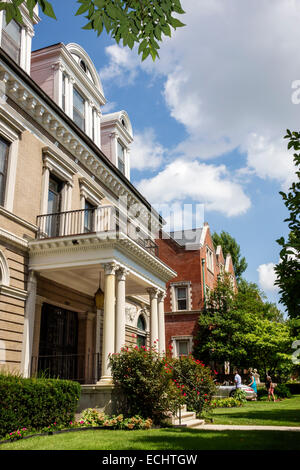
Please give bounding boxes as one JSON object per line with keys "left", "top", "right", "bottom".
{"left": 0, "top": 227, "right": 28, "bottom": 250}
{"left": 0, "top": 284, "right": 27, "bottom": 301}
{"left": 0, "top": 207, "right": 37, "bottom": 234}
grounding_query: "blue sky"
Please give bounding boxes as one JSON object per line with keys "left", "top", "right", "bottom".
{"left": 32, "top": 0, "right": 300, "bottom": 311}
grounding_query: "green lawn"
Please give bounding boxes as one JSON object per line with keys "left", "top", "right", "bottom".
{"left": 1, "top": 395, "right": 300, "bottom": 451}
{"left": 0, "top": 428, "right": 300, "bottom": 451}
{"left": 211, "top": 394, "right": 300, "bottom": 427}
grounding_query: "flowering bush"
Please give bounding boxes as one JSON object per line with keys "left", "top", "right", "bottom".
{"left": 2, "top": 411, "right": 153, "bottom": 441}
{"left": 7, "top": 428, "right": 29, "bottom": 441}
{"left": 211, "top": 397, "right": 243, "bottom": 408}
{"left": 165, "top": 354, "right": 217, "bottom": 417}
{"left": 109, "top": 346, "right": 184, "bottom": 424}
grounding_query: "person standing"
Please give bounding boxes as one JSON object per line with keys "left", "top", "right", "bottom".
{"left": 266, "top": 375, "right": 276, "bottom": 402}
{"left": 234, "top": 369, "right": 242, "bottom": 389}
{"left": 249, "top": 372, "right": 257, "bottom": 400}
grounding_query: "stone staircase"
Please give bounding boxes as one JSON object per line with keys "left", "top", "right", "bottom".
{"left": 171, "top": 405, "right": 205, "bottom": 428}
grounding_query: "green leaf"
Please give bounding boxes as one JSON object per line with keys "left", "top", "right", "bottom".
{"left": 75, "top": 3, "right": 90, "bottom": 16}
{"left": 37, "top": 0, "right": 56, "bottom": 20}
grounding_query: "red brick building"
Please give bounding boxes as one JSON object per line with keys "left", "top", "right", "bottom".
{"left": 156, "top": 223, "right": 237, "bottom": 357}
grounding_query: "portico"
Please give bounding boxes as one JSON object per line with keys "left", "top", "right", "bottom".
{"left": 25, "top": 229, "right": 176, "bottom": 387}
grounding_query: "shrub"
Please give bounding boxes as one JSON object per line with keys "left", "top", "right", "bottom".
{"left": 286, "top": 382, "right": 300, "bottom": 395}
{"left": 79, "top": 408, "right": 153, "bottom": 430}
{"left": 230, "top": 388, "right": 247, "bottom": 403}
{"left": 166, "top": 354, "right": 217, "bottom": 417}
{"left": 109, "top": 346, "right": 183, "bottom": 424}
{"left": 274, "top": 384, "right": 292, "bottom": 399}
{"left": 211, "top": 397, "right": 243, "bottom": 408}
{"left": 0, "top": 373, "right": 81, "bottom": 438}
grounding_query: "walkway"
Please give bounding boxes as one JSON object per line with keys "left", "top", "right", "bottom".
{"left": 195, "top": 424, "right": 300, "bottom": 431}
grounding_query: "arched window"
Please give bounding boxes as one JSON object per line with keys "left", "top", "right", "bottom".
{"left": 137, "top": 314, "right": 146, "bottom": 348}
{"left": 0, "top": 250, "right": 10, "bottom": 286}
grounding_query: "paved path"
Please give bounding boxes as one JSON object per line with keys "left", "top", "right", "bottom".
{"left": 196, "top": 424, "right": 300, "bottom": 432}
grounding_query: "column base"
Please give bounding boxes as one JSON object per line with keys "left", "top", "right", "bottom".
{"left": 97, "top": 376, "right": 114, "bottom": 386}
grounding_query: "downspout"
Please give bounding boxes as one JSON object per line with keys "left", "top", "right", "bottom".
{"left": 201, "top": 258, "right": 206, "bottom": 310}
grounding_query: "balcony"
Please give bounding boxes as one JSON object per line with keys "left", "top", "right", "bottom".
{"left": 36, "top": 205, "right": 159, "bottom": 257}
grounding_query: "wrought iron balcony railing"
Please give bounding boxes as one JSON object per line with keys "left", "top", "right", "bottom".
{"left": 31, "top": 353, "right": 101, "bottom": 385}
{"left": 36, "top": 205, "right": 159, "bottom": 257}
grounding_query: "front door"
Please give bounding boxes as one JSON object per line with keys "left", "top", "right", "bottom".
{"left": 38, "top": 303, "right": 78, "bottom": 380}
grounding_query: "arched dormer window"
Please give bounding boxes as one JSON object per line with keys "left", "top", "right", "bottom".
{"left": 137, "top": 314, "right": 146, "bottom": 347}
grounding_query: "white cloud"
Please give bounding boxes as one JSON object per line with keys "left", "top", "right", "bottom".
{"left": 100, "top": 45, "right": 140, "bottom": 85}
{"left": 130, "top": 128, "right": 166, "bottom": 171}
{"left": 100, "top": 0, "right": 299, "bottom": 189}
{"left": 257, "top": 263, "right": 279, "bottom": 292}
{"left": 136, "top": 159, "right": 251, "bottom": 217}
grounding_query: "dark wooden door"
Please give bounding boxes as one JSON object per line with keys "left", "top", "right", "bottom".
{"left": 38, "top": 303, "right": 78, "bottom": 380}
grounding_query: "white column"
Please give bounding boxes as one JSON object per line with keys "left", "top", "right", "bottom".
{"left": 147, "top": 288, "right": 159, "bottom": 351}
{"left": 21, "top": 271, "right": 37, "bottom": 378}
{"left": 98, "top": 262, "right": 117, "bottom": 384}
{"left": 158, "top": 291, "right": 166, "bottom": 355}
{"left": 95, "top": 309, "right": 102, "bottom": 381}
{"left": 115, "top": 267, "right": 128, "bottom": 352}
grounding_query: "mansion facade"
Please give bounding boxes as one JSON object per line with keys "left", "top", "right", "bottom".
{"left": 0, "top": 3, "right": 176, "bottom": 396}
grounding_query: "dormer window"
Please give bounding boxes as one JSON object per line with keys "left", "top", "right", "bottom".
{"left": 117, "top": 141, "right": 125, "bottom": 174}
{"left": 62, "top": 73, "right": 67, "bottom": 112}
{"left": 1, "top": 12, "right": 21, "bottom": 64}
{"left": 80, "top": 59, "right": 87, "bottom": 73}
{"left": 73, "top": 87, "right": 85, "bottom": 131}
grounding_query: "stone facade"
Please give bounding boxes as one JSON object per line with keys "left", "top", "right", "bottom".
{"left": 0, "top": 7, "right": 175, "bottom": 384}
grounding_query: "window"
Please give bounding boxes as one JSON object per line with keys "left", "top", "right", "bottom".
{"left": 176, "top": 286, "right": 188, "bottom": 311}
{"left": 206, "top": 247, "right": 214, "bottom": 272}
{"left": 84, "top": 200, "right": 95, "bottom": 233}
{"left": 137, "top": 314, "right": 146, "bottom": 347}
{"left": 73, "top": 87, "right": 85, "bottom": 131}
{"left": 92, "top": 109, "right": 96, "bottom": 142}
{"left": 117, "top": 141, "right": 125, "bottom": 174}
{"left": 46, "top": 176, "right": 64, "bottom": 237}
{"left": 177, "top": 340, "right": 189, "bottom": 356}
{"left": 0, "top": 137, "right": 9, "bottom": 206}
{"left": 172, "top": 336, "right": 193, "bottom": 357}
{"left": 1, "top": 12, "right": 21, "bottom": 64}
{"left": 62, "top": 73, "right": 67, "bottom": 112}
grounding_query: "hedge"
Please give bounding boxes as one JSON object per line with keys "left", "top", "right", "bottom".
{"left": 286, "top": 383, "right": 300, "bottom": 395}
{"left": 0, "top": 374, "right": 81, "bottom": 437}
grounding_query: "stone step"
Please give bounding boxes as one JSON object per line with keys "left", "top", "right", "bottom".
{"left": 173, "top": 411, "right": 196, "bottom": 423}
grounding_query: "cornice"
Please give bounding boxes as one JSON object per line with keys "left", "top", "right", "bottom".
{"left": 28, "top": 232, "right": 176, "bottom": 282}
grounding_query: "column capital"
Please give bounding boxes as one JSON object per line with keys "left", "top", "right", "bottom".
{"left": 158, "top": 290, "right": 166, "bottom": 302}
{"left": 146, "top": 287, "right": 159, "bottom": 300}
{"left": 116, "top": 266, "right": 129, "bottom": 281}
{"left": 103, "top": 262, "right": 118, "bottom": 276}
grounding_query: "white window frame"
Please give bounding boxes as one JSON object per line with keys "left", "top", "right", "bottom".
{"left": 170, "top": 281, "right": 192, "bottom": 312}
{"left": 206, "top": 246, "right": 214, "bottom": 273}
{"left": 171, "top": 335, "right": 193, "bottom": 358}
{"left": 0, "top": 109, "right": 25, "bottom": 212}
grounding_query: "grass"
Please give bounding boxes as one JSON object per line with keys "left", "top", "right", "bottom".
{"left": 0, "top": 428, "right": 300, "bottom": 451}
{"left": 211, "top": 394, "right": 300, "bottom": 427}
{"left": 1, "top": 395, "right": 300, "bottom": 451}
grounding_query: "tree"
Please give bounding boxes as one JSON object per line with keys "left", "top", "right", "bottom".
{"left": 194, "top": 274, "right": 292, "bottom": 380}
{"left": 274, "top": 130, "right": 300, "bottom": 319}
{"left": 0, "top": 0, "right": 185, "bottom": 61}
{"left": 212, "top": 231, "right": 248, "bottom": 282}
